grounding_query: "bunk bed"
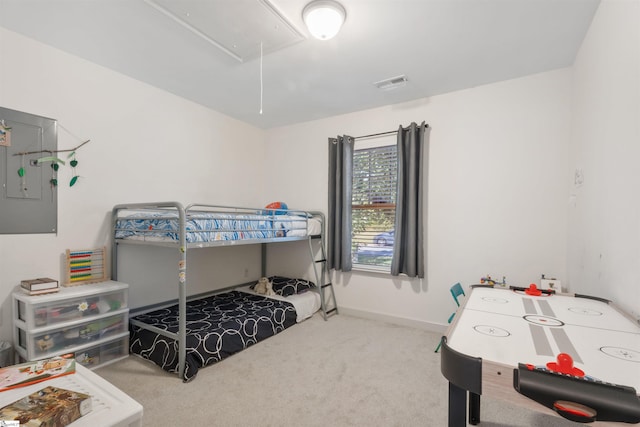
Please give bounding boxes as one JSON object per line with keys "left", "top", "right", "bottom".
{"left": 110, "top": 202, "right": 336, "bottom": 381}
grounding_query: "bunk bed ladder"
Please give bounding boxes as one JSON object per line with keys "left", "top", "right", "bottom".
{"left": 308, "top": 233, "right": 338, "bottom": 320}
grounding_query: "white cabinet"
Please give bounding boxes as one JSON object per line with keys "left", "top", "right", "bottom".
{"left": 13, "top": 281, "right": 129, "bottom": 369}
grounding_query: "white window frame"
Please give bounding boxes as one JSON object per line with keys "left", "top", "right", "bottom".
{"left": 351, "top": 135, "right": 397, "bottom": 273}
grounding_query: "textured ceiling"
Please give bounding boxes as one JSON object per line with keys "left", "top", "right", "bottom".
{"left": 0, "top": 0, "right": 600, "bottom": 129}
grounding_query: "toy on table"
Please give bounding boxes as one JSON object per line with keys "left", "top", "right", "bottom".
{"left": 525, "top": 283, "right": 542, "bottom": 296}
{"left": 509, "top": 284, "right": 555, "bottom": 296}
{"left": 546, "top": 353, "right": 585, "bottom": 376}
{"left": 480, "top": 275, "right": 507, "bottom": 287}
{"left": 540, "top": 274, "right": 562, "bottom": 291}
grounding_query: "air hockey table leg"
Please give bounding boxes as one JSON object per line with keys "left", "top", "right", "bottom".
{"left": 441, "top": 337, "right": 482, "bottom": 426}
{"left": 469, "top": 392, "right": 481, "bottom": 425}
{"left": 448, "top": 382, "right": 467, "bottom": 427}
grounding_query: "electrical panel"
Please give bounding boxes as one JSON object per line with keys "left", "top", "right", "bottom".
{"left": 0, "top": 107, "right": 57, "bottom": 234}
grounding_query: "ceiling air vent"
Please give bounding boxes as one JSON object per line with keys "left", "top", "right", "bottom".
{"left": 374, "top": 75, "right": 408, "bottom": 90}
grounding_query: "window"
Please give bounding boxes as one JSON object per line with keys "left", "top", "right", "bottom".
{"left": 351, "top": 142, "right": 397, "bottom": 269}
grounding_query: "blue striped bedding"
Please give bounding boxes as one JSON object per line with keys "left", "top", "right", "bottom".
{"left": 115, "top": 211, "right": 308, "bottom": 243}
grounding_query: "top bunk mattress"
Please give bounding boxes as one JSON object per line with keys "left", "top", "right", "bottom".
{"left": 114, "top": 209, "right": 321, "bottom": 244}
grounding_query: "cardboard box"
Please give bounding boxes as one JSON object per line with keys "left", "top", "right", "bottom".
{"left": 0, "top": 356, "right": 75, "bottom": 392}
{"left": 0, "top": 386, "right": 91, "bottom": 427}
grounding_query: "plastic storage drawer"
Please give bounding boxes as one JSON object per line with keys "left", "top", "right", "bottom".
{"left": 14, "top": 281, "right": 128, "bottom": 330}
{"left": 75, "top": 332, "right": 129, "bottom": 369}
{"left": 16, "top": 310, "right": 128, "bottom": 359}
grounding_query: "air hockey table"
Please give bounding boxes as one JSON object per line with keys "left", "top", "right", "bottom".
{"left": 440, "top": 284, "right": 640, "bottom": 426}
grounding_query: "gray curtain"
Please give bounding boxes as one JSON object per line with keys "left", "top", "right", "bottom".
{"left": 391, "top": 122, "right": 429, "bottom": 278}
{"left": 327, "top": 135, "right": 354, "bottom": 271}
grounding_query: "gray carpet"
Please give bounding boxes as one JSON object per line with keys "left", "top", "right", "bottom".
{"left": 96, "top": 314, "right": 578, "bottom": 426}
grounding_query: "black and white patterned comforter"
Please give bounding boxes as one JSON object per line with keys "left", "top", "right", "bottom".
{"left": 129, "top": 290, "right": 297, "bottom": 381}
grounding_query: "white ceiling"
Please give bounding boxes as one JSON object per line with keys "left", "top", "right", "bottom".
{"left": 0, "top": 0, "right": 600, "bottom": 129}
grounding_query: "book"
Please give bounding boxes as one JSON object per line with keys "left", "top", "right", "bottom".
{"left": 0, "top": 386, "right": 91, "bottom": 427}
{"left": 20, "top": 278, "right": 59, "bottom": 292}
{"left": 21, "top": 288, "right": 60, "bottom": 297}
{"left": 0, "top": 357, "right": 75, "bottom": 392}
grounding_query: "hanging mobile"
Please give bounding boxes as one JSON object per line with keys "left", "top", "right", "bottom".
{"left": 259, "top": 41, "right": 263, "bottom": 115}
{"left": 17, "top": 160, "right": 25, "bottom": 178}
{"left": 34, "top": 156, "right": 65, "bottom": 188}
{"left": 50, "top": 163, "right": 59, "bottom": 187}
{"left": 68, "top": 151, "right": 79, "bottom": 187}
{"left": 13, "top": 136, "right": 89, "bottom": 190}
{"left": 18, "top": 154, "right": 28, "bottom": 197}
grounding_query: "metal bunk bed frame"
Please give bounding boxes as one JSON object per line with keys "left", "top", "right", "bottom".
{"left": 110, "top": 201, "right": 337, "bottom": 379}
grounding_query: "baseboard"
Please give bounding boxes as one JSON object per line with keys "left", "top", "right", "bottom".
{"left": 338, "top": 307, "right": 447, "bottom": 334}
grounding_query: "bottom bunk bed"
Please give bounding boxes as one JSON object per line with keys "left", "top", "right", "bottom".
{"left": 129, "top": 277, "right": 320, "bottom": 381}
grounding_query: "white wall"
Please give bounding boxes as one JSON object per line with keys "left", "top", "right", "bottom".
{"left": 264, "top": 69, "right": 572, "bottom": 329}
{"left": 568, "top": 0, "right": 640, "bottom": 318}
{"left": 0, "top": 28, "right": 266, "bottom": 341}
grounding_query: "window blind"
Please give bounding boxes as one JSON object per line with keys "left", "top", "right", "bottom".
{"left": 351, "top": 144, "right": 397, "bottom": 267}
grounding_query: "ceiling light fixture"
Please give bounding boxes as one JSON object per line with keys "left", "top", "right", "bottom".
{"left": 302, "top": 0, "right": 346, "bottom": 41}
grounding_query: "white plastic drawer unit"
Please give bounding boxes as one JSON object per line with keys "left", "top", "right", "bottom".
{"left": 16, "top": 310, "right": 128, "bottom": 359}
{"left": 12, "top": 281, "right": 130, "bottom": 367}
{"left": 13, "top": 281, "right": 128, "bottom": 330}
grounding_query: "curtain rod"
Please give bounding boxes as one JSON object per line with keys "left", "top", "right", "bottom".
{"left": 353, "top": 130, "right": 397, "bottom": 140}
{"left": 353, "top": 122, "right": 429, "bottom": 140}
